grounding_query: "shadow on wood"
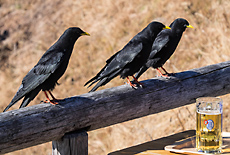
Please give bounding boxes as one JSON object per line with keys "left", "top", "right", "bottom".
{"left": 108, "top": 130, "right": 196, "bottom": 155}
{"left": 0, "top": 61, "right": 230, "bottom": 154}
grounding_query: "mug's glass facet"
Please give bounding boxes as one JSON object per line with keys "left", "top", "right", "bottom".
{"left": 196, "top": 97, "right": 223, "bottom": 154}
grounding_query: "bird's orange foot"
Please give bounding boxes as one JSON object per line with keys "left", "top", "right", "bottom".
{"left": 132, "top": 76, "right": 144, "bottom": 87}
{"left": 161, "top": 74, "right": 169, "bottom": 78}
{"left": 156, "top": 68, "right": 170, "bottom": 78}
{"left": 126, "top": 76, "right": 143, "bottom": 88}
{"left": 43, "top": 99, "right": 59, "bottom": 105}
{"left": 43, "top": 91, "right": 61, "bottom": 105}
{"left": 127, "top": 80, "right": 137, "bottom": 87}
{"left": 158, "top": 67, "right": 175, "bottom": 77}
{"left": 49, "top": 100, "right": 59, "bottom": 105}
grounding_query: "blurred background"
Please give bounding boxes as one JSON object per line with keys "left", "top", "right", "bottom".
{"left": 0, "top": 0, "right": 230, "bottom": 154}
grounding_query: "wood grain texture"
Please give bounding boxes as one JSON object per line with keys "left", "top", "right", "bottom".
{"left": 1, "top": 61, "right": 230, "bottom": 154}
{"left": 52, "top": 130, "right": 88, "bottom": 155}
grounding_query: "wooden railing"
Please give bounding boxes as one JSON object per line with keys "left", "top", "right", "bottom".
{"left": 1, "top": 61, "right": 230, "bottom": 154}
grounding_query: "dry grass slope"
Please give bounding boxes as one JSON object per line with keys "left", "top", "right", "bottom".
{"left": 0, "top": 0, "right": 230, "bottom": 154}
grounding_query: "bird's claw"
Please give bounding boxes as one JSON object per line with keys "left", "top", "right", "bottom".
{"left": 132, "top": 81, "right": 144, "bottom": 88}
{"left": 156, "top": 74, "right": 170, "bottom": 78}
{"left": 42, "top": 99, "right": 59, "bottom": 105}
{"left": 126, "top": 81, "right": 144, "bottom": 89}
{"left": 162, "top": 73, "right": 176, "bottom": 78}
{"left": 50, "top": 100, "right": 59, "bottom": 105}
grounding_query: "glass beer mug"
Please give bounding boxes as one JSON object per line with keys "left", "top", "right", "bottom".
{"left": 196, "top": 97, "right": 223, "bottom": 154}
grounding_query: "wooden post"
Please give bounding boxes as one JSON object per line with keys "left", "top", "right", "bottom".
{"left": 52, "top": 130, "right": 88, "bottom": 155}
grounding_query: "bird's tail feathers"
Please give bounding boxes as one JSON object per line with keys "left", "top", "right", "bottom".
{"left": 19, "top": 97, "right": 31, "bottom": 109}
{"left": 3, "top": 102, "right": 14, "bottom": 112}
{"left": 89, "top": 69, "right": 121, "bottom": 92}
{"left": 19, "top": 87, "right": 41, "bottom": 109}
{"left": 84, "top": 76, "right": 98, "bottom": 87}
{"left": 3, "top": 89, "right": 26, "bottom": 112}
{"left": 87, "top": 78, "right": 100, "bottom": 88}
{"left": 3, "top": 86, "right": 41, "bottom": 112}
{"left": 84, "top": 64, "right": 109, "bottom": 87}
{"left": 134, "top": 65, "right": 149, "bottom": 80}
{"left": 89, "top": 78, "right": 108, "bottom": 92}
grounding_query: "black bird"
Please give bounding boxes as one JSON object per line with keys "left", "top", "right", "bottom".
{"left": 134, "top": 18, "right": 193, "bottom": 79}
{"left": 3, "top": 27, "right": 90, "bottom": 112}
{"left": 85, "top": 21, "right": 170, "bottom": 92}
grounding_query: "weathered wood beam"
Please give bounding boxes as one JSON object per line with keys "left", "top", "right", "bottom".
{"left": 1, "top": 61, "right": 230, "bottom": 154}
{"left": 52, "top": 130, "right": 88, "bottom": 155}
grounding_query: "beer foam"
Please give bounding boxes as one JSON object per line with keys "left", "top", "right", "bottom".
{"left": 197, "top": 110, "right": 222, "bottom": 115}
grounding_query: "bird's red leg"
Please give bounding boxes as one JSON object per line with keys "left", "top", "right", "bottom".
{"left": 43, "top": 91, "right": 51, "bottom": 103}
{"left": 126, "top": 77, "right": 137, "bottom": 87}
{"left": 132, "top": 75, "right": 143, "bottom": 86}
{"left": 43, "top": 91, "right": 58, "bottom": 105}
{"left": 48, "top": 90, "right": 58, "bottom": 100}
{"left": 156, "top": 68, "right": 169, "bottom": 77}
{"left": 48, "top": 90, "right": 60, "bottom": 104}
{"left": 161, "top": 66, "right": 170, "bottom": 75}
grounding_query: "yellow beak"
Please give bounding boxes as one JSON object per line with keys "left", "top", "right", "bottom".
{"left": 186, "top": 25, "right": 194, "bottom": 28}
{"left": 81, "top": 32, "right": 90, "bottom": 36}
{"left": 163, "top": 26, "right": 171, "bottom": 30}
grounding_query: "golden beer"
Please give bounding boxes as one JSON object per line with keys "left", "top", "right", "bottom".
{"left": 196, "top": 97, "right": 223, "bottom": 154}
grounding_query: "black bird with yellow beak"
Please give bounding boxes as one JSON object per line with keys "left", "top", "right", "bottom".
{"left": 134, "top": 18, "right": 193, "bottom": 79}
{"left": 4, "top": 27, "right": 90, "bottom": 112}
{"left": 85, "top": 21, "right": 170, "bottom": 92}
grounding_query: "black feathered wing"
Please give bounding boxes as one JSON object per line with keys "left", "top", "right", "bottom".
{"left": 149, "top": 30, "right": 170, "bottom": 59}
{"left": 85, "top": 42, "right": 143, "bottom": 92}
{"left": 101, "top": 42, "right": 143, "bottom": 78}
{"left": 134, "top": 30, "right": 170, "bottom": 79}
{"left": 22, "top": 50, "right": 64, "bottom": 90}
{"left": 3, "top": 49, "right": 64, "bottom": 112}
{"left": 84, "top": 50, "right": 122, "bottom": 87}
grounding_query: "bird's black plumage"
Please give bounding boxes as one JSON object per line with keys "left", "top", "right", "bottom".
{"left": 85, "top": 21, "right": 169, "bottom": 92}
{"left": 3, "top": 27, "right": 90, "bottom": 112}
{"left": 134, "top": 18, "right": 193, "bottom": 79}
